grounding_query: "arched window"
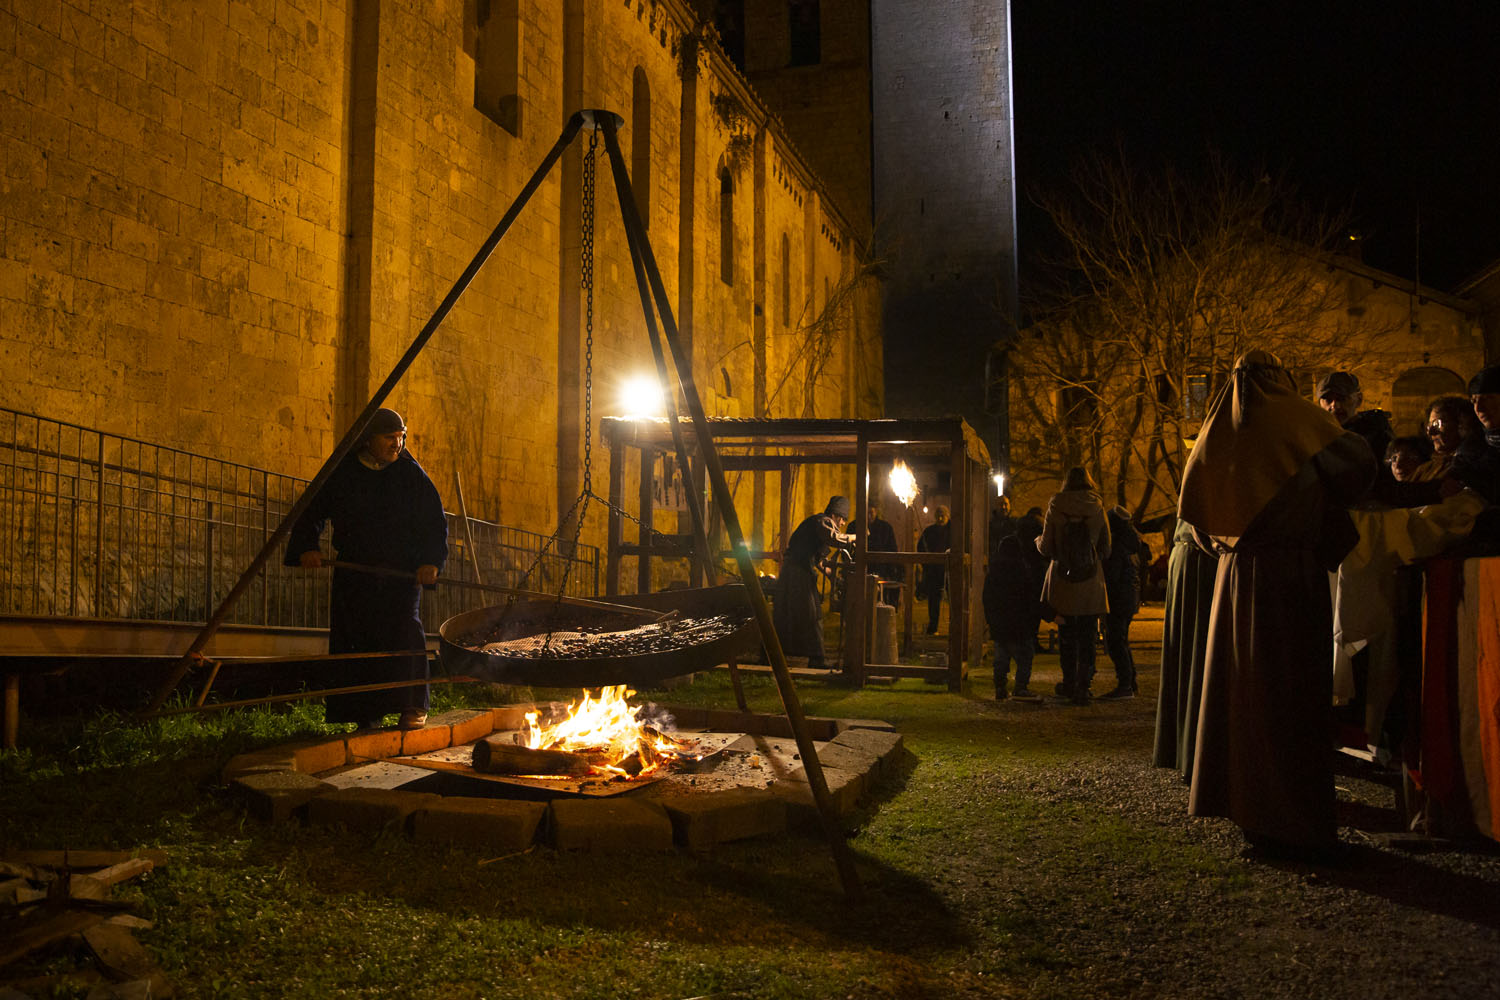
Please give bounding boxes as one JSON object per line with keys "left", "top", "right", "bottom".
{"left": 719, "top": 168, "right": 735, "bottom": 285}
{"left": 780, "top": 233, "right": 791, "bottom": 325}
{"left": 788, "top": 0, "right": 820, "bottom": 66}
{"left": 631, "top": 67, "right": 650, "bottom": 229}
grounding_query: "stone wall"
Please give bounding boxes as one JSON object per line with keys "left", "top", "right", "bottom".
{"left": 0, "top": 0, "right": 881, "bottom": 585}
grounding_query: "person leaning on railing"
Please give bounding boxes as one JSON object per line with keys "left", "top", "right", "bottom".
{"left": 284, "top": 407, "right": 448, "bottom": 731}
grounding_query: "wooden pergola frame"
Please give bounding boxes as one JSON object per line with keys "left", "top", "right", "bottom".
{"left": 601, "top": 416, "right": 992, "bottom": 690}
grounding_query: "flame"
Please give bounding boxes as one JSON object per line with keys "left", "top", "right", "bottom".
{"left": 522, "top": 685, "right": 690, "bottom": 778}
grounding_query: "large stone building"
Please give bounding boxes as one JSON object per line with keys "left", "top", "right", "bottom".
{"left": 0, "top": 0, "right": 883, "bottom": 569}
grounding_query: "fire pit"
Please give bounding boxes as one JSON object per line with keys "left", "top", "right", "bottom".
{"left": 222, "top": 696, "right": 905, "bottom": 854}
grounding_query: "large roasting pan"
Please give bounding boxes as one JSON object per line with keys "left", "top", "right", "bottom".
{"left": 438, "top": 584, "right": 760, "bottom": 688}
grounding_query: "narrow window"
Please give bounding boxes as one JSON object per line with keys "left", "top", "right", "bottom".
{"left": 631, "top": 67, "right": 650, "bottom": 229}
{"left": 1185, "top": 373, "right": 1211, "bottom": 420}
{"left": 788, "top": 0, "right": 820, "bottom": 66}
{"left": 719, "top": 169, "right": 734, "bottom": 285}
{"left": 475, "top": 0, "right": 522, "bottom": 136}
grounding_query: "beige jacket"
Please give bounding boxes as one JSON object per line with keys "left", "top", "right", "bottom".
{"left": 1038, "top": 488, "right": 1111, "bottom": 617}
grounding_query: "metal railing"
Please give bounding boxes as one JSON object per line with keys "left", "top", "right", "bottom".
{"left": 0, "top": 408, "right": 598, "bottom": 631}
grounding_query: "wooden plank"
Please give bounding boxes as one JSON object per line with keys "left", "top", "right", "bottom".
{"left": 4, "top": 849, "right": 168, "bottom": 872}
{"left": 87, "top": 859, "right": 153, "bottom": 889}
{"left": 82, "top": 923, "right": 171, "bottom": 995}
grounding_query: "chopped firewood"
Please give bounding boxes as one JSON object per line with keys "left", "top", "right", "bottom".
{"left": 472, "top": 736, "right": 594, "bottom": 776}
{"left": 81, "top": 925, "right": 172, "bottom": 996}
{"left": 67, "top": 873, "right": 111, "bottom": 901}
{"left": 101, "top": 914, "right": 155, "bottom": 930}
{"left": 6, "top": 849, "right": 168, "bottom": 871}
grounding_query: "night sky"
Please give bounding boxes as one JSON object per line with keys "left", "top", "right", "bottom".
{"left": 1012, "top": 3, "right": 1500, "bottom": 292}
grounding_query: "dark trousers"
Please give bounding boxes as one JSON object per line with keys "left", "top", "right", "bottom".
{"left": 1058, "top": 615, "right": 1099, "bottom": 695}
{"left": 924, "top": 588, "right": 943, "bottom": 632}
{"left": 1104, "top": 609, "right": 1136, "bottom": 691}
{"left": 993, "top": 637, "right": 1036, "bottom": 694}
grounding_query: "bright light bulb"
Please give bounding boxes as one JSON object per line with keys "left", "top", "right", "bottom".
{"left": 888, "top": 461, "right": 918, "bottom": 508}
{"left": 619, "top": 375, "right": 665, "bottom": 418}
{"left": 992, "top": 472, "right": 1006, "bottom": 496}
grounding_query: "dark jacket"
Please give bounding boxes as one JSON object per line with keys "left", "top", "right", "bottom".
{"left": 983, "top": 534, "right": 1042, "bottom": 640}
{"left": 1103, "top": 506, "right": 1142, "bottom": 616}
{"left": 917, "top": 519, "right": 952, "bottom": 596}
{"left": 285, "top": 450, "right": 448, "bottom": 573}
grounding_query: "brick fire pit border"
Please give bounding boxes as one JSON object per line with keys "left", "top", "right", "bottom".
{"left": 222, "top": 706, "right": 904, "bottom": 854}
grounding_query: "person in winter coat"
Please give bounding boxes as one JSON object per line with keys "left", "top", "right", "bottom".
{"left": 1100, "top": 505, "right": 1143, "bottom": 699}
{"left": 983, "top": 532, "right": 1043, "bottom": 700}
{"left": 1037, "top": 467, "right": 1111, "bottom": 704}
{"left": 917, "top": 505, "right": 952, "bottom": 633}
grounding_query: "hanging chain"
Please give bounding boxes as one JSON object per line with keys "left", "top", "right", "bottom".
{"left": 579, "top": 127, "right": 598, "bottom": 498}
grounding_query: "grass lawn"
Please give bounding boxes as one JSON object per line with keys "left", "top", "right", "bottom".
{"left": 3, "top": 645, "right": 1471, "bottom": 999}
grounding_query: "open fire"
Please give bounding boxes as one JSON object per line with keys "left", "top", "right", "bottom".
{"left": 471, "top": 685, "right": 700, "bottom": 781}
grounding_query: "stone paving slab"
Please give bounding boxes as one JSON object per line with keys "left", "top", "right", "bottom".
{"left": 306, "top": 787, "right": 440, "bottom": 832}
{"left": 290, "top": 739, "right": 349, "bottom": 775}
{"left": 231, "top": 771, "right": 335, "bottom": 823}
{"left": 411, "top": 798, "right": 546, "bottom": 852}
{"left": 346, "top": 728, "right": 403, "bottom": 764}
{"left": 430, "top": 709, "right": 495, "bottom": 746}
{"left": 220, "top": 749, "right": 299, "bottom": 784}
{"left": 835, "top": 718, "right": 897, "bottom": 733}
{"left": 724, "top": 734, "right": 809, "bottom": 780}
{"left": 322, "top": 760, "right": 433, "bottom": 791}
{"left": 550, "top": 798, "right": 673, "bottom": 852}
{"left": 827, "top": 727, "right": 904, "bottom": 778}
{"left": 656, "top": 788, "right": 787, "bottom": 852}
{"left": 812, "top": 741, "right": 879, "bottom": 775}
{"left": 768, "top": 764, "right": 865, "bottom": 827}
{"left": 400, "top": 722, "right": 453, "bottom": 756}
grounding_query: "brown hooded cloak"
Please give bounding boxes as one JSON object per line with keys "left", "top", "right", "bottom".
{"left": 1179, "top": 350, "right": 1377, "bottom": 849}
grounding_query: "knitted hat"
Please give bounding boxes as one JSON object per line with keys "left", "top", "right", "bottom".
{"left": 362, "top": 408, "right": 406, "bottom": 441}
{"left": 825, "top": 495, "right": 851, "bottom": 519}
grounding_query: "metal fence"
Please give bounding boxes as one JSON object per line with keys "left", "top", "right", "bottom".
{"left": 0, "top": 408, "right": 598, "bottom": 631}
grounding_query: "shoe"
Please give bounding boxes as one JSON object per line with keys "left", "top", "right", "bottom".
{"left": 1012, "top": 687, "right": 1040, "bottom": 701}
{"left": 398, "top": 709, "right": 428, "bottom": 730}
{"left": 1099, "top": 686, "right": 1135, "bottom": 700}
{"left": 359, "top": 717, "right": 387, "bottom": 730}
{"left": 995, "top": 684, "right": 1009, "bottom": 701}
{"left": 1071, "top": 689, "right": 1092, "bottom": 705}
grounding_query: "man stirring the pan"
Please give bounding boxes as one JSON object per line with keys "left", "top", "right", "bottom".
{"left": 286, "top": 408, "right": 448, "bottom": 730}
{"left": 772, "top": 495, "right": 854, "bottom": 670}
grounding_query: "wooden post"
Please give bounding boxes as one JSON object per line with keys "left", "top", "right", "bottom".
{"left": 3, "top": 671, "right": 18, "bottom": 749}
{"left": 947, "top": 436, "right": 966, "bottom": 691}
{"left": 848, "top": 431, "right": 870, "bottom": 685}
{"left": 606, "top": 433, "right": 625, "bottom": 595}
{"left": 637, "top": 447, "right": 655, "bottom": 594}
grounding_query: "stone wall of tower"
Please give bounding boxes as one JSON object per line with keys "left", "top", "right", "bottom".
{"left": 870, "top": 0, "right": 1017, "bottom": 460}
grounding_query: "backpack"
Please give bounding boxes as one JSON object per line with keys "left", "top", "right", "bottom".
{"left": 1057, "top": 513, "right": 1097, "bottom": 583}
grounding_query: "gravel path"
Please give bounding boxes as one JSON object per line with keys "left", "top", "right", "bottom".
{"left": 906, "top": 635, "right": 1500, "bottom": 1000}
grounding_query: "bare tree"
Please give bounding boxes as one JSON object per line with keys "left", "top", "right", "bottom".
{"left": 1008, "top": 148, "right": 1389, "bottom": 518}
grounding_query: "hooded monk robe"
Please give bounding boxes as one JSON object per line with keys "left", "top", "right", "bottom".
{"left": 1179, "top": 350, "right": 1376, "bottom": 848}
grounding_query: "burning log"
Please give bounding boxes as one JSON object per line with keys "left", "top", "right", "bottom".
{"left": 471, "top": 736, "right": 594, "bottom": 777}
